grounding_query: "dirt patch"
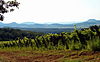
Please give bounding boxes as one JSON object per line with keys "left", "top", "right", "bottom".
{"left": 78, "top": 51, "right": 100, "bottom": 56}
{"left": 0, "top": 50, "right": 100, "bottom": 62}
{"left": 0, "top": 51, "right": 64, "bottom": 62}
{"left": 64, "top": 51, "right": 100, "bottom": 62}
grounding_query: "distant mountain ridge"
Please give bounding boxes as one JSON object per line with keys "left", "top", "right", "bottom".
{"left": 87, "top": 19, "right": 99, "bottom": 22}
{"left": 21, "top": 22, "right": 36, "bottom": 25}
{"left": 0, "top": 19, "right": 100, "bottom": 28}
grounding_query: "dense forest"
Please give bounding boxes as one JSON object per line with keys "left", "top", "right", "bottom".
{"left": 20, "top": 28, "right": 74, "bottom": 33}
{"left": 0, "top": 28, "right": 44, "bottom": 41}
{"left": 0, "top": 25, "right": 100, "bottom": 51}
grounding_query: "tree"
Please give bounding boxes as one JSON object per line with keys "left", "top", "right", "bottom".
{"left": 0, "top": 0, "right": 20, "bottom": 21}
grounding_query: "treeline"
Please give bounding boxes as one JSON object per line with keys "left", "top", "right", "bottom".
{"left": 20, "top": 28, "right": 74, "bottom": 33}
{"left": 0, "top": 28, "right": 44, "bottom": 41}
{"left": 0, "top": 25, "right": 100, "bottom": 51}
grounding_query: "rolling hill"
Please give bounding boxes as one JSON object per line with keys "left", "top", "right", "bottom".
{"left": 0, "top": 19, "right": 100, "bottom": 28}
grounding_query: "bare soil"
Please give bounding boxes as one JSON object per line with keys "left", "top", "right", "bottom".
{"left": 0, "top": 50, "right": 100, "bottom": 62}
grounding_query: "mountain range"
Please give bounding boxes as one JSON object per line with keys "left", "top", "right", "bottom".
{"left": 0, "top": 19, "right": 100, "bottom": 28}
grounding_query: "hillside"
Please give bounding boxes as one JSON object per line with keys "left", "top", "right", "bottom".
{"left": 76, "top": 19, "right": 100, "bottom": 27}
{"left": 0, "top": 19, "right": 100, "bottom": 28}
{"left": 0, "top": 28, "right": 44, "bottom": 41}
{"left": 0, "top": 25, "right": 100, "bottom": 51}
{"left": 0, "top": 25, "right": 100, "bottom": 62}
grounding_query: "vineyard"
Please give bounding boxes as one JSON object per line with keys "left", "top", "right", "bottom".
{"left": 0, "top": 0, "right": 100, "bottom": 62}
{"left": 0, "top": 25, "right": 100, "bottom": 51}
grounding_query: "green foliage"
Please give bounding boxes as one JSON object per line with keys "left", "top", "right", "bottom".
{"left": 0, "top": 25, "right": 100, "bottom": 51}
{"left": 87, "top": 37, "right": 100, "bottom": 51}
{"left": 0, "top": 28, "right": 44, "bottom": 41}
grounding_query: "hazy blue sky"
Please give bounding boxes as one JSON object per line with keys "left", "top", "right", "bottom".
{"left": 2, "top": 0, "right": 100, "bottom": 24}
